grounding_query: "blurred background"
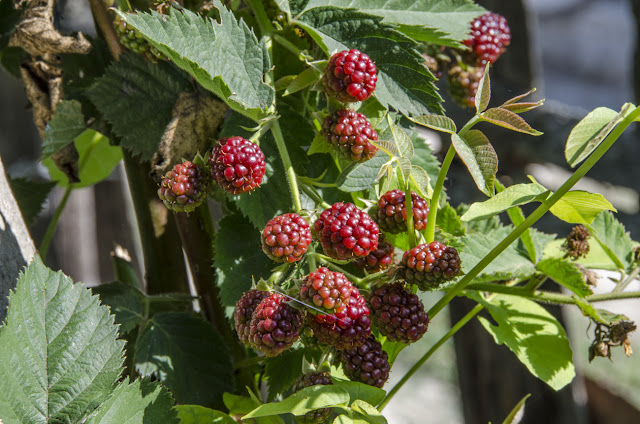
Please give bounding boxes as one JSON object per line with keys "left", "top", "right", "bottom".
{"left": 1, "top": 0, "right": 639, "bottom": 423}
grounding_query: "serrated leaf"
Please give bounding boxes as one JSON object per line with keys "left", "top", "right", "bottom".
{"left": 42, "top": 100, "right": 86, "bottom": 159}
{"left": 332, "top": 379, "right": 385, "bottom": 407}
{"left": 564, "top": 105, "right": 630, "bottom": 168}
{"left": 548, "top": 191, "right": 616, "bottom": 225}
{"left": 589, "top": 211, "right": 635, "bottom": 271}
{"left": 309, "top": 132, "right": 333, "bottom": 155}
{"left": 0, "top": 257, "right": 125, "bottom": 424}
{"left": 350, "top": 400, "right": 388, "bottom": 424}
{"left": 134, "top": 312, "right": 235, "bottom": 408}
{"left": 283, "top": 67, "right": 322, "bottom": 96}
{"left": 451, "top": 130, "right": 498, "bottom": 197}
{"left": 389, "top": 121, "right": 414, "bottom": 159}
{"left": 296, "top": 0, "right": 485, "bottom": 47}
{"left": 406, "top": 114, "right": 456, "bottom": 134}
{"left": 409, "top": 165, "right": 431, "bottom": 199}
{"left": 461, "top": 183, "right": 549, "bottom": 222}
{"left": 8, "top": 178, "right": 56, "bottom": 226}
{"left": 436, "top": 203, "right": 465, "bottom": 237}
{"left": 120, "top": 6, "right": 274, "bottom": 121}
{"left": 480, "top": 108, "right": 543, "bottom": 135}
{"left": 410, "top": 130, "right": 442, "bottom": 200}
{"left": 244, "top": 385, "right": 350, "bottom": 418}
{"left": 87, "top": 52, "right": 191, "bottom": 160}
{"left": 500, "top": 394, "right": 530, "bottom": 424}
{"left": 475, "top": 63, "right": 490, "bottom": 114}
{"left": 535, "top": 258, "right": 592, "bottom": 297}
{"left": 370, "top": 139, "right": 400, "bottom": 158}
{"left": 92, "top": 281, "right": 144, "bottom": 334}
{"left": 475, "top": 294, "right": 575, "bottom": 391}
{"left": 398, "top": 157, "right": 412, "bottom": 182}
{"left": 215, "top": 213, "right": 273, "bottom": 308}
{"left": 295, "top": 7, "right": 443, "bottom": 116}
{"left": 174, "top": 405, "right": 236, "bottom": 424}
{"left": 86, "top": 378, "right": 179, "bottom": 424}
{"left": 336, "top": 151, "right": 390, "bottom": 192}
{"left": 265, "top": 348, "right": 305, "bottom": 401}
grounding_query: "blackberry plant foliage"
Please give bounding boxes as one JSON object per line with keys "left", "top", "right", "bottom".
{"left": 1, "top": 0, "right": 639, "bottom": 423}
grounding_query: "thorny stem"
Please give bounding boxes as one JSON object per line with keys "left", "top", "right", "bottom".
{"left": 427, "top": 106, "right": 640, "bottom": 319}
{"left": 39, "top": 185, "right": 72, "bottom": 259}
{"left": 271, "top": 120, "right": 303, "bottom": 212}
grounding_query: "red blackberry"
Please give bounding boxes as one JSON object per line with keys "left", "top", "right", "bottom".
{"left": 209, "top": 136, "right": 266, "bottom": 194}
{"left": 249, "top": 293, "right": 305, "bottom": 356}
{"left": 323, "top": 49, "right": 377, "bottom": 103}
{"left": 463, "top": 12, "right": 511, "bottom": 65}
{"left": 401, "top": 241, "right": 461, "bottom": 290}
{"left": 338, "top": 335, "right": 390, "bottom": 388}
{"left": 157, "top": 160, "right": 209, "bottom": 213}
{"left": 261, "top": 213, "right": 312, "bottom": 263}
{"left": 300, "top": 267, "right": 354, "bottom": 314}
{"left": 322, "top": 110, "right": 379, "bottom": 162}
{"left": 293, "top": 372, "right": 334, "bottom": 423}
{"left": 234, "top": 289, "right": 270, "bottom": 346}
{"left": 447, "top": 64, "right": 484, "bottom": 109}
{"left": 373, "top": 190, "right": 430, "bottom": 234}
{"left": 314, "top": 202, "right": 379, "bottom": 260}
{"left": 354, "top": 235, "right": 395, "bottom": 273}
{"left": 368, "top": 282, "right": 429, "bottom": 343}
{"left": 308, "top": 286, "right": 371, "bottom": 350}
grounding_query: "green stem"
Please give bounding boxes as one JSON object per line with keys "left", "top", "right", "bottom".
{"left": 245, "top": 0, "right": 274, "bottom": 36}
{"left": 39, "top": 185, "right": 72, "bottom": 259}
{"left": 427, "top": 106, "right": 640, "bottom": 319}
{"left": 614, "top": 267, "right": 640, "bottom": 293}
{"left": 273, "top": 33, "right": 304, "bottom": 57}
{"left": 300, "top": 183, "right": 331, "bottom": 209}
{"left": 585, "top": 224, "right": 626, "bottom": 271}
{"left": 271, "top": 120, "right": 303, "bottom": 212}
{"left": 425, "top": 145, "right": 455, "bottom": 243}
{"left": 379, "top": 303, "right": 484, "bottom": 410}
{"left": 404, "top": 186, "right": 417, "bottom": 248}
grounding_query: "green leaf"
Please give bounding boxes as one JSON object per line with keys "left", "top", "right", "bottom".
{"left": 265, "top": 348, "right": 305, "bottom": 401}
{"left": 535, "top": 258, "right": 592, "bottom": 297}
{"left": 451, "top": 130, "right": 498, "bottom": 197}
{"left": 334, "top": 415, "right": 356, "bottom": 424}
{"left": 475, "top": 64, "right": 490, "bottom": 114}
{"left": 475, "top": 294, "right": 575, "bottom": 391}
{"left": 573, "top": 297, "right": 629, "bottom": 326}
{"left": 8, "top": 178, "right": 56, "bottom": 226}
{"left": 332, "top": 379, "right": 385, "bottom": 407}
{"left": 87, "top": 52, "right": 191, "bottom": 160}
{"left": 588, "top": 211, "right": 635, "bottom": 271}
{"left": 174, "top": 405, "right": 236, "bottom": 424}
{"left": 336, "top": 151, "right": 390, "bottom": 192}
{"left": 308, "top": 132, "right": 333, "bottom": 155}
{"left": 42, "top": 100, "right": 86, "bottom": 159}
{"left": 480, "top": 108, "right": 543, "bottom": 135}
{"left": 548, "top": 191, "right": 616, "bottom": 225}
{"left": 86, "top": 378, "right": 179, "bottom": 424}
{"left": 389, "top": 120, "right": 414, "bottom": 159}
{"left": 244, "top": 385, "right": 349, "bottom": 418}
{"left": 295, "top": 7, "right": 443, "bottom": 116}
{"left": 461, "top": 183, "right": 549, "bottom": 222}
{"left": 119, "top": 6, "right": 274, "bottom": 121}
{"left": 409, "top": 130, "right": 442, "bottom": 199}
{"left": 295, "top": 0, "right": 485, "bottom": 47}
{"left": 500, "top": 394, "right": 530, "bottom": 424}
{"left": 409, "top": 165, "right": 431, "bottom": 199}
{"left": 436, "top": 203, "right": 465, "bottom": 237}
{"left": 224, "top": 393, "right": 286, "bottom": 424}
{"left": 565, "top": 105, "right": 631, "bottom": 168}
{"left": 92, "top": 280, "right": 144, "bottom": 334}
{"left": 350, "top": 400, "right": 388, "bottom": 424}
{"left": 505, "top": 204, "right": 536, "bottom": 263}
{"left": 283, "top": 67, "right": 322, "bottom": 96}
{"left": 406, "top": 114, "right": 456, "bottom": 134}
{"left": 0, "top": 256, "right": 125, "bottom": 424}
{"left": 215, "top": 212, "right": 273, "bottom": 308}
{"left": 135, "top": 312, "right": 235, "bottom": 408}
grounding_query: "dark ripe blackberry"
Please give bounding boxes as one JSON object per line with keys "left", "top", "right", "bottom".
{"left": 157, "top": 160, "right": 209, "bottom": 213}
{"left": 314, "top": 202, "right": 379, "bottom": 260}
{"left": 447, "top": 64, "right": 484, "bottom": 109}
{"left": 401, "top": 241, "right": 461, "bottom": 290}
{"left": 354, "top": 235, "right": 395, "bottom": 273}
{"left": 209, "top": 136, "right": 266, "bottom": 194}
{"left": 293, "top": 372, "right": 334, "bottom": 424}
{"left": 373, "top": 189, "right": 430, "bottom": 234}
{"left": 463, "top": 12, "right": 511, "bottom": 66}
{"left": 262, "top": 213, "right": 312, "bottom": 263}
{"left": 308, "top": 287, "right": 371, "bottom": 350}
{"left": 368, "top": 282, "right": 429, "bottom": 343}
{"left": 234, "top": 289, "right": 270, "bottom": 346}
{"left": 322, "top": 110, "right": 379, "bottom": 162}
{"left": 339, "top": 335, "right": 390, "bottom": 388}
{"left": 249, "top": 293, "right": 305, "bottom": 357}
{"left": 300, "top": 267, "right": 354, "bottom": 314}
{"left": 323, "top": 49, "right": 377, "bottom": 103}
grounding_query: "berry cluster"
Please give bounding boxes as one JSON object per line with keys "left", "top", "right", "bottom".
{"left": 338, "top": 335, "right": 390, "bottom": 388}
{"left": 368, "top": 282, "right": 429, "bottom": 343}
{"left": 248, "top": 292, "right": 305, "bottom": 357}
{"left": 401, "top": 241, "right": 461, "bottom": 290}
{"left": 322, "top": 110, "right": 379, "bottom": 162}
{"left": 373, "top": 189, "right": 430, "bottom": 234}
{"left": 157, "top": 161, "right": 209, "bottom": 213}
{"left": 323, "top": 49, "right": 377, "bottom": 103}
{"left": 463, "top": 12, "right": 511, "bottom": 66}
{"left": 209, "top": 136, "right": 266, "bottom": 195}
{"left": 300, "top": 267, "right": 354, "bottom": 314}
{"left": 261, "top": 213, "right": 313, "bottom": 263}
{"left": 447, "top": 64, "right": 484, "bottom": 109}
{"left": 293, "top": 372, "right": 334, "bottom": 423}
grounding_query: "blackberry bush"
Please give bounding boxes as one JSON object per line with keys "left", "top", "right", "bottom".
{"left": 249, "top": 293, "right": 305, "bottom": 356}
{"left": 299, "top": 267, "right": 354, "bottom": 314}
{"left": 322, "top": 109, "right": 379, "bottom": 162}
{"left": 209, "top": 136, "right": 266, "bottom": 194}
{"left": 261, "top": 213, "right": 313, "bottom": 263}
{"left": 368, "top": 282, "right": 429, "bottom": 343}
{"left": 322, "top": 49, "right": 377, "bottom": 102}
{"left": 373, "top": 189, "right": 430, "bottom": 234}
{"left": 157, "top": 160, "right": 209, "bottom": 213}
{"left": 338, "top": 335, "right": 390, "bottom": 388}
{"left": 401, "top": 241, "right": 461, "bottom": 290}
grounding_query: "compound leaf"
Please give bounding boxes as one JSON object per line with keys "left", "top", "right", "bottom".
{"left": 461, "top": 183, "right": 549, "bottom": 222}
{"left": 451, "top": 130, "right": 498, "bottom": 197}
{"left": 480, "top": 108, "right": 542, "bottom": 135}
{"left": 548, "top": 191, "right": 616, "bottom": 225}
{"left": 535, "top": 258, "right": 592, "bottom": 298}
{"left": 244, "top": 385, "right": 349, "bottom": 418}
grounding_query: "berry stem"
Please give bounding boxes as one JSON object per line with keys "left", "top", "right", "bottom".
{"left": 404, "top": 186, "right": 417, "bottom": 248}
{"left": 424, "top": 145, "right": 455, "bottom": 243}
{"left": 39, "top": 185, "right": 72, "bottom": 260}
{"left": 379, "top": 303, "right": 484, "bottom": 411}
{"left": 271, "top": 120, "right": 303, "bottom": 212}
{"left": 427, "top": 105, "right": 640, "bottom": 319}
